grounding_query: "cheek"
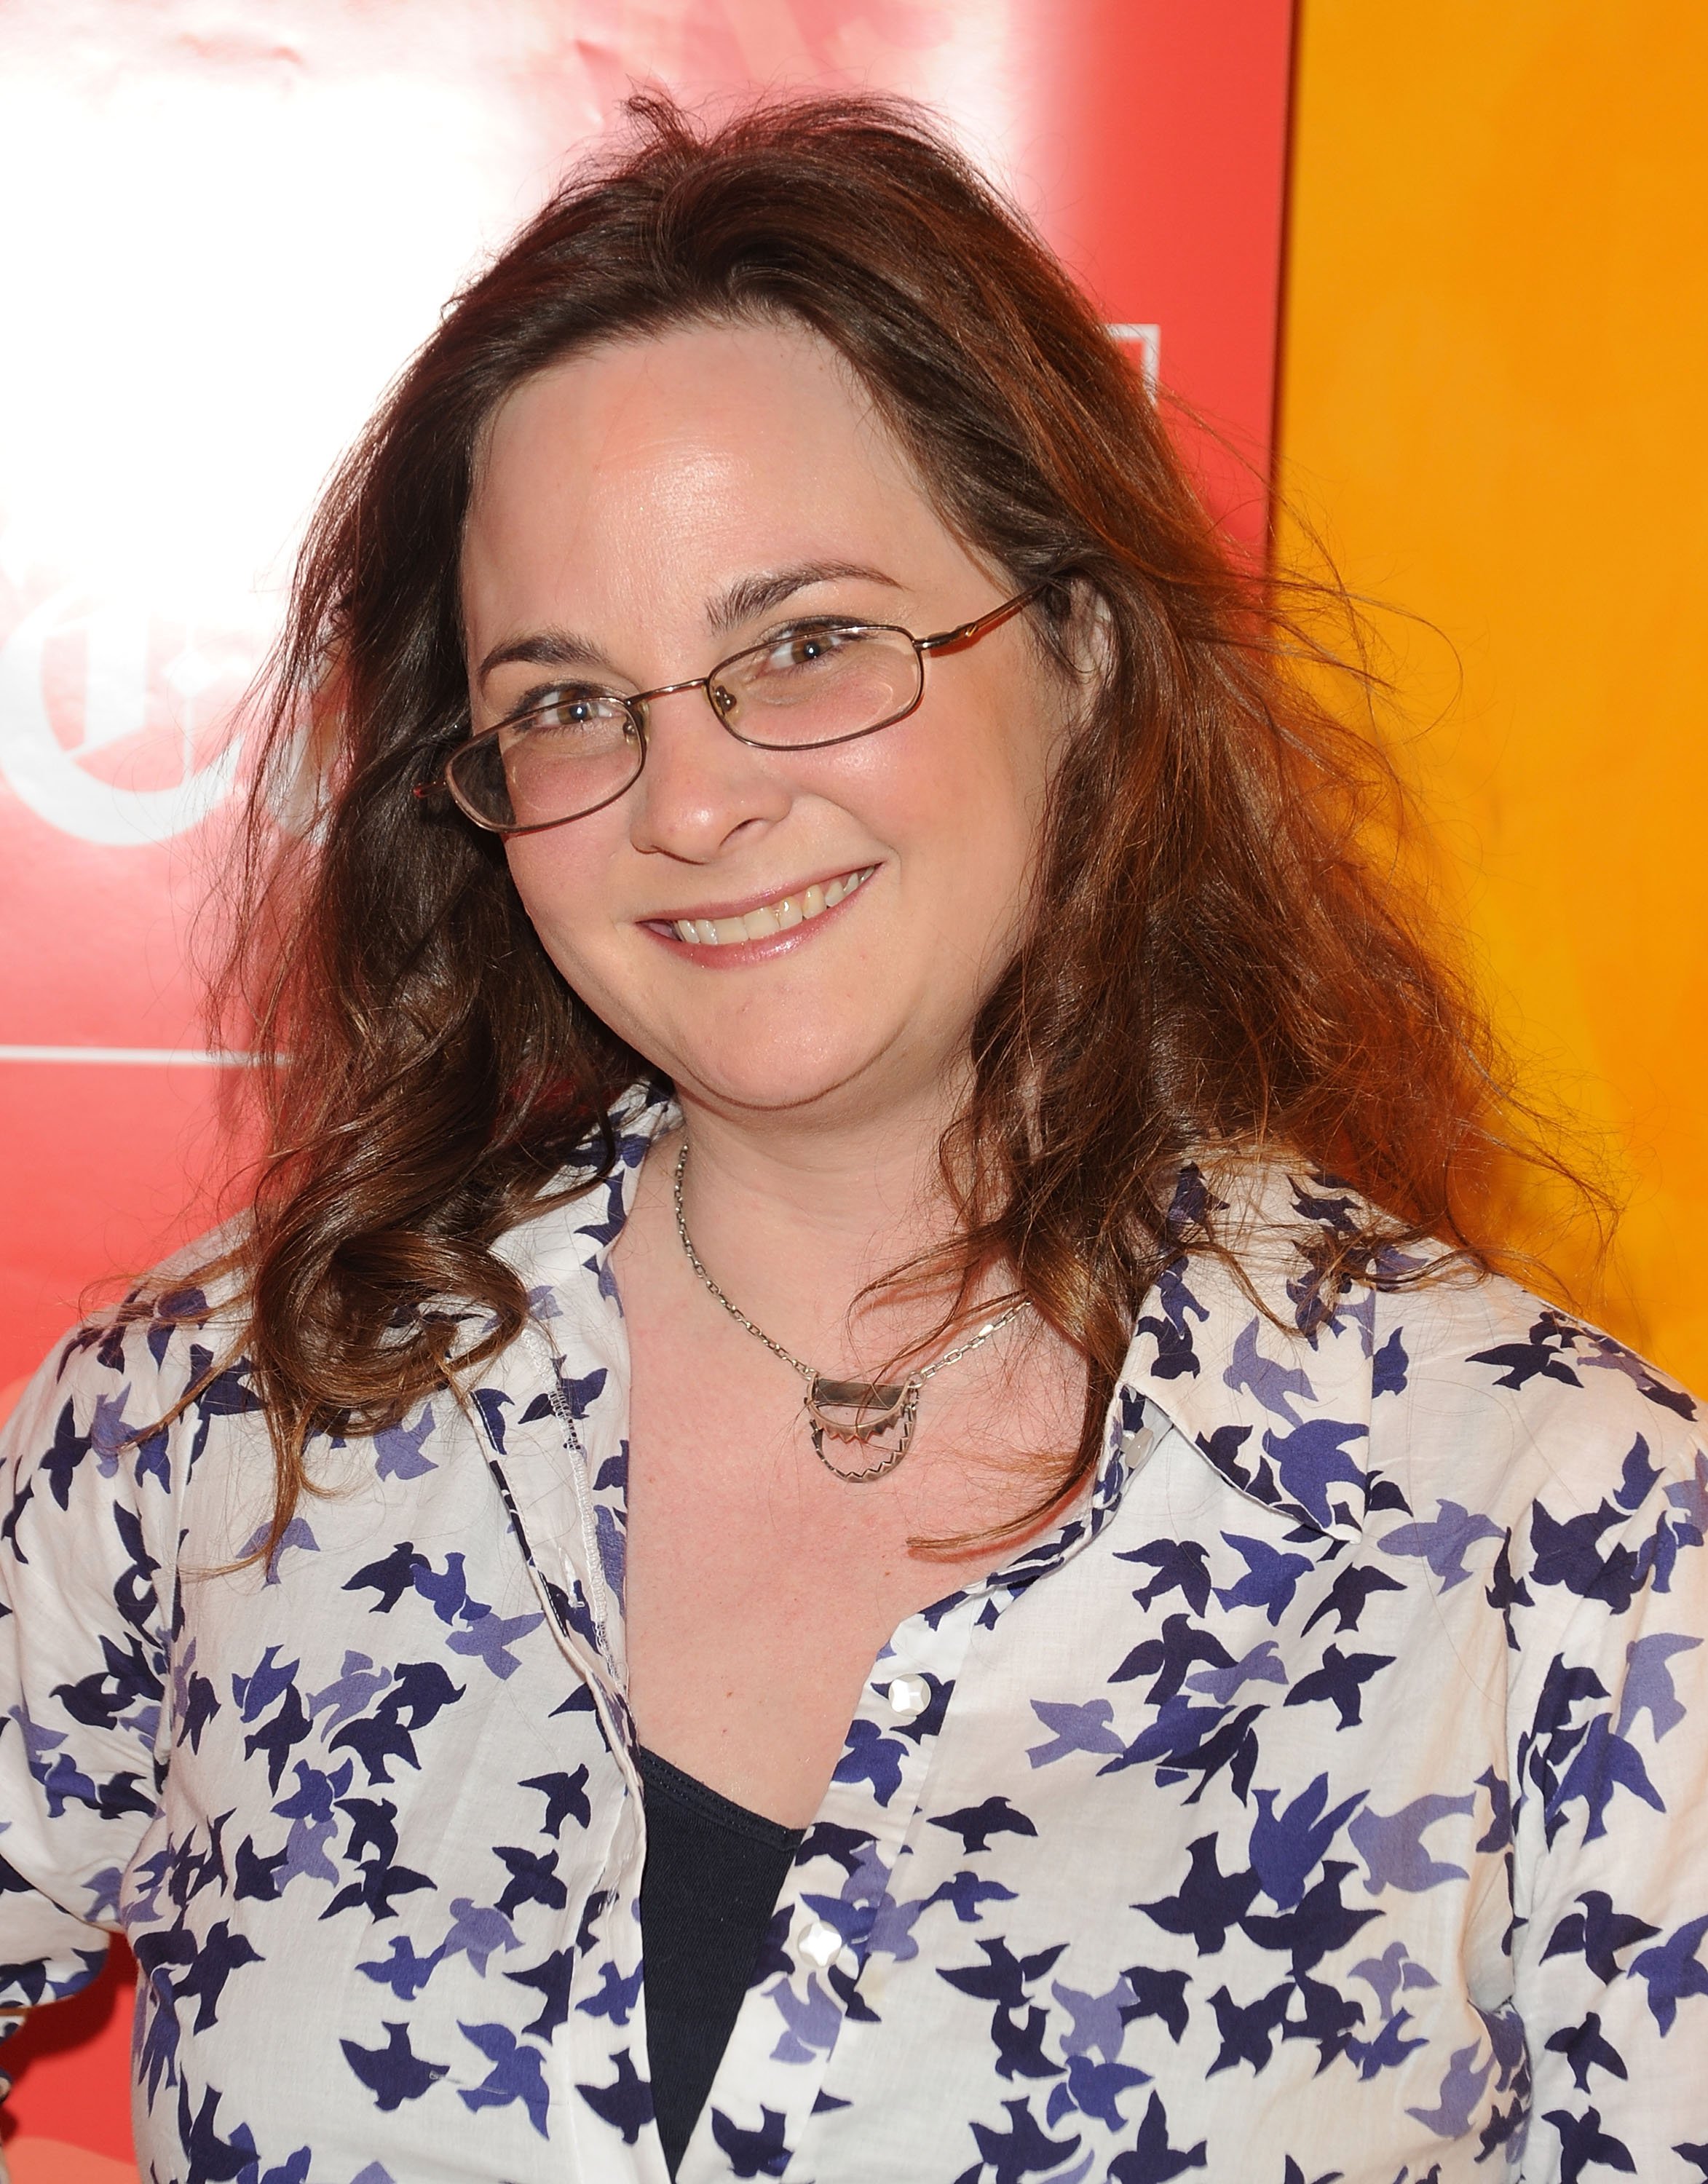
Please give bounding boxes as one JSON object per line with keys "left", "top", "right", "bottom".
{"left": 503, "top": 834, "right": 618, "bottom": 972}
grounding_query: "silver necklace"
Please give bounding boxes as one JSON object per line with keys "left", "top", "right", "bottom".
{"left": 672, "top": 1143, "right": 1027, "bottom": 1484}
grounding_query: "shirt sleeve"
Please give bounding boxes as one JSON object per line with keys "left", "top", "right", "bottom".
{"left": 0, "top": 1307, "right": 191, "bottom": 2007}
{"left": 1511, "top": 1432, "right": 1708, "bottom": 2178}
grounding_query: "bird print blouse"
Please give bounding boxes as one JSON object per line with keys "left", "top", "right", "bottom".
{"left": 2, "top": 1085, "right": 1706, "bottom": 2184}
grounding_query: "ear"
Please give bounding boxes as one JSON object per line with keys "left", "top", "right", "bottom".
{"left": 1043, "top": 579, "right": 1115, "bottom": 719}
{"left": 1064, "top": 581, "right": 1116, "bottom": 682}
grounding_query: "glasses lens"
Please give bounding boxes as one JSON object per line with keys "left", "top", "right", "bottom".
{"left": 447, "top": 692, "right": 641, "bottom": 829}
{"left": 715, "top": 625, "right": 922, "bottom": 748}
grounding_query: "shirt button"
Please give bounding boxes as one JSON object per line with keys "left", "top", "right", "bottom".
{"left": 797, "top": 1918, "right": 842, "bottom": 1969}
{"left": 885, "top": 1673, "right": 930, "bottom": 1721}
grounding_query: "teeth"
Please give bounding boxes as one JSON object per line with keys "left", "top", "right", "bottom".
{"left": 671, "top": 866, "right": 874, "bottom": 945}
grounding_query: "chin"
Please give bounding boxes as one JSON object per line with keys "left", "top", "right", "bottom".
{"left": 666, "top": 1022, "right": 917, "bottom": 1121}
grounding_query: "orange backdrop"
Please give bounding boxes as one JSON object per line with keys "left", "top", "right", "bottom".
{"left": 1277, "top": 1, "right": 1708, "bottom": 1390}
{"left": 0, "top": 3, "right": 1294, "bottom": 2171}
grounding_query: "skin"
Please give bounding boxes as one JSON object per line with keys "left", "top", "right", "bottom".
{"left": 461, "top": 316, "right": 1089, "bottom": 1824}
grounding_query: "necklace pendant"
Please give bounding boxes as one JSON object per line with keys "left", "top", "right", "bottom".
{"left": 806, "top": 1374, "right": 921, "bottom": 1484}
{"left": 806, "top": 1376, "right": 912, "bottom": 1443}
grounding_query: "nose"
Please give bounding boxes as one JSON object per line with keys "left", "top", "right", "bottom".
{"left": 626, "top": 684, "right": 793, "bottom": 862}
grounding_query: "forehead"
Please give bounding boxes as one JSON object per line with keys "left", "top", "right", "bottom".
{"left": 460, "top": 317, "right": 965, "bottom": 626}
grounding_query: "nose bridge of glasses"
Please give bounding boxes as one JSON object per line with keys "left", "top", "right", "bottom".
{"left": 625, "top": 672, "right": 727, "bottom": 732}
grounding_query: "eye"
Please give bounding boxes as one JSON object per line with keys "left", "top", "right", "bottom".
{"left": 507, "top": 684, "right": 623, "bottom": 733}
{"left": 761, "top": 625, "right": 863, "bottom": 673}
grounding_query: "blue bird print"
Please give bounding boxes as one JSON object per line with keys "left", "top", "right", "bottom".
{"left": 1257, "top": 1417, "right": 1368, "bottom": 1529}
{"left": 1615, "top": 1632, "right": 1702, "bottom": 1741}
{"left": 1629, "top": 1913, "right": 1708, "bottom": 2034}
{"left": 709, "top": 2102, "right": 791, "bottom": 2178}
{"left": 1027, "top": 1698, "right": 1126, "bottom": 1767}
{"left": 1185, "top": 1639, "right": 1288, "bottom": 1705}
{"left": 1051, "top": 1977, "right": 1135, "bottom": 2062}
{"left": 456, "top": 2019, "right": 550, "bottom": 2135}
{"left": 1222, "top": 1318, "right": 1315, "bottom": 1423}
{"left": 339, "top": 2020, "right": 448, "bottom": 2110}
{"left": 930, "top": 1796, "right": 1040, "bottom": 1855}
{"left": 173, "top": 1920, "right": 264, "bottom": 2030}
{"left": 492, "top": 1843, "right": 566, "bottom": 1915}
{"left": 964, "top": 2096, "right": 1081, "bottom": 2184}
{"left": 177, "top": 2082, "right": 258, "bottom": 2184}
{"left": 308, "top": 1653, "right": 392, "bottom": 1733}
{"left": 1343, "top": 2007, "right": 1428, "bottom": 2079}
{"left": 1348, "top": 1939, "right": 1437, "bottom": 2021}
{"left": 941, "top": 1936, "right": 1069, "bottom": 2014}
{"left": 1110, "top": 1614, "right": 1234, "bottom": 1704}
{"left": 1404, "top": 2043, "right": 1492, "bottom": 2136}
{"left": 343, "top": 1541, "right": 423, "bottom": 1614}
{"left": 37, "top": 1398, "right": 92, "bottom": 1503}
{"left": 1115, "top": 1538, "right": 1214, "bottom": 1616}
{"left": 1541, "top": 2105, "right": 1637, "bottom": 2184}
{"left": 1548, "top": 1714, "right": 1664, "bottom": 1843}
{"left": 1543, "top": 2011, "right": 1629, "bottom": 2093}
{"left": 1349, "top": 1793, "right": 1474, "bottom": 1895}
{"left": 1213, "top": 1535, "right": 1314, "bottom": 1626}
{"left": 1137, "top": 1835, "right": 1259, "bottom": 1954}
{"left": 447, "top": 1606, "right": 546, "bottom": 1680}
{"left": 1249, "top": 1775, "right": 1366, "bottom": 1909}
{"left": 1282, "top": 1645, "right": 1394, "bottom": 1729}
{"left": 438, "top": 1895, "right": 521, "bottom": 1974}
{"left": 569, "top": 1954, "right": 641, "bottom": 2028}
{"left": 574, "top": 2048, "right": 653, "bottom": 2145}
{"left": 520, "top": 1766, "right": 591, "bottom": 1837}
{"left": 1541, "top": 1890, "right": 1661, "bottom": 1982}
{"left": 231, "top": 1645, "right": 301, "bottom": 1723}
{"left": 357, "top": 1934, "right": 443, "bottom": 2002}
{"left": 1106, "top": 2089, "right": 1208, "bottom": 2182}
{"left": 1377, "top": 1500, "right": 1507, "bottom": 1591}
{"left": 1206, "top": 1981, "right": 1292, "bottom": 2075}
{"left": 1118, "top": 1962, "right": 1191, "bottom": 2043}
{"left": 373, "top": 1404, "right": 438, "bottom": 1481}
{"left": 1049, "top": 2054, "right": 1151, "bottom": 2129}
{"left": 925, "top": 1870, "right": 1019, "bottom": 1923}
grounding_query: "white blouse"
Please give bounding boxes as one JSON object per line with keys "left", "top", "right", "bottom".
{"left": 2, "top": 1086, "right": 1706, "bottom": 2182}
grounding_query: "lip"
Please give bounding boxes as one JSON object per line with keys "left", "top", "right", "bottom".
{"left": 638, "top": 863, "right": 880, "bottom": 967}
{"left": 643, "top": 866, "right": 873, "bottom": 926}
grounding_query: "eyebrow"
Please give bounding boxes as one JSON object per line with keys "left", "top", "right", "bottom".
{"left": 475, "top": 560, "right": 901, "bottom": 689}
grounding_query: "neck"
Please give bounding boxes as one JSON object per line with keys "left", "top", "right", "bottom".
{"left": 665, "top": 1079, "right": 980, "bottom": 1374}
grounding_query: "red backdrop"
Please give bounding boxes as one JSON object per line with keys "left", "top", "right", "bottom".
{"left": 0, "top": 1, "right": 1294, "bottom": 2167}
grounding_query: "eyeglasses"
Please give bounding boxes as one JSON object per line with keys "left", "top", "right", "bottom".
{"left": 434, "top": 584, "right": 1045, "bottom": 836}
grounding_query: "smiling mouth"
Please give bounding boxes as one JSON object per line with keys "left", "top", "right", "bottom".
{"left": 657, "top": 865, "right": 879, "bottom": 947}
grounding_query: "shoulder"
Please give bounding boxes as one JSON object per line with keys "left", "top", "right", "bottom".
{"left": 0, "top": 1219, "right": 260, "bottom": 1516}
{"left": 1368, "top": 1257, "right": 1704, "bottom": 1530}
{"left": 1144, "top": 1158, "right": 1704, "bottom": 1548}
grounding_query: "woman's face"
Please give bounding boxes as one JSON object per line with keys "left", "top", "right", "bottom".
{"left": 459, "top": 316, "right": 1070, "bottom": 1128}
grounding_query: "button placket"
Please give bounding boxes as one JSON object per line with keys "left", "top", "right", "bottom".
{"left": 676, "top": 1600, "right": 978, "bottom": 2184}
{"left": 882, "top": 1671, "right": 931, "bottom": 1722}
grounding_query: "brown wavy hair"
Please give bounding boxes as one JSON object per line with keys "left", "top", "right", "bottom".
{"left": 187, "top": 89, "right": 1562, "bottom": 1553}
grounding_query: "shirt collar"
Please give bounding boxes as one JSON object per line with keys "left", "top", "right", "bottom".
{"left": 507, "top": 1099, "right": 1393, "bottom": 1554}
{"left": 1112, "top": 1163, "right": 1406, "bottom": 1545}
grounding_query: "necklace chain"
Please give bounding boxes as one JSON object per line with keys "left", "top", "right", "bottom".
{"left": 671, "top": 1142, "right": 1027, "bottom": 1481}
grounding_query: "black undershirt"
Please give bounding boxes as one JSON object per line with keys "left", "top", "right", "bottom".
{"left": 636, "top": 1745, "right": 806, "bottom": 2177}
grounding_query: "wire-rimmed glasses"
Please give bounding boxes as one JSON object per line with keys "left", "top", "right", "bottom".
{"left": 435, "top": 584, "right": 1045, "bottom": 835}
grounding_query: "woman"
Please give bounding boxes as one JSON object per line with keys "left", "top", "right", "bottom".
{"left": 2, "top": 92, "right": 1704, "bottom": 2184}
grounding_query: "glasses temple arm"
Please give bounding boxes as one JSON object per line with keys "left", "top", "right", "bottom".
{"left": 916, "top": 582, "right": 1048, "bottom": 654}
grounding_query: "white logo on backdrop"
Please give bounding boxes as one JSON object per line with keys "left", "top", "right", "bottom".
{"left": 0, "top": 587, "right": 244, "bottom": 845}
